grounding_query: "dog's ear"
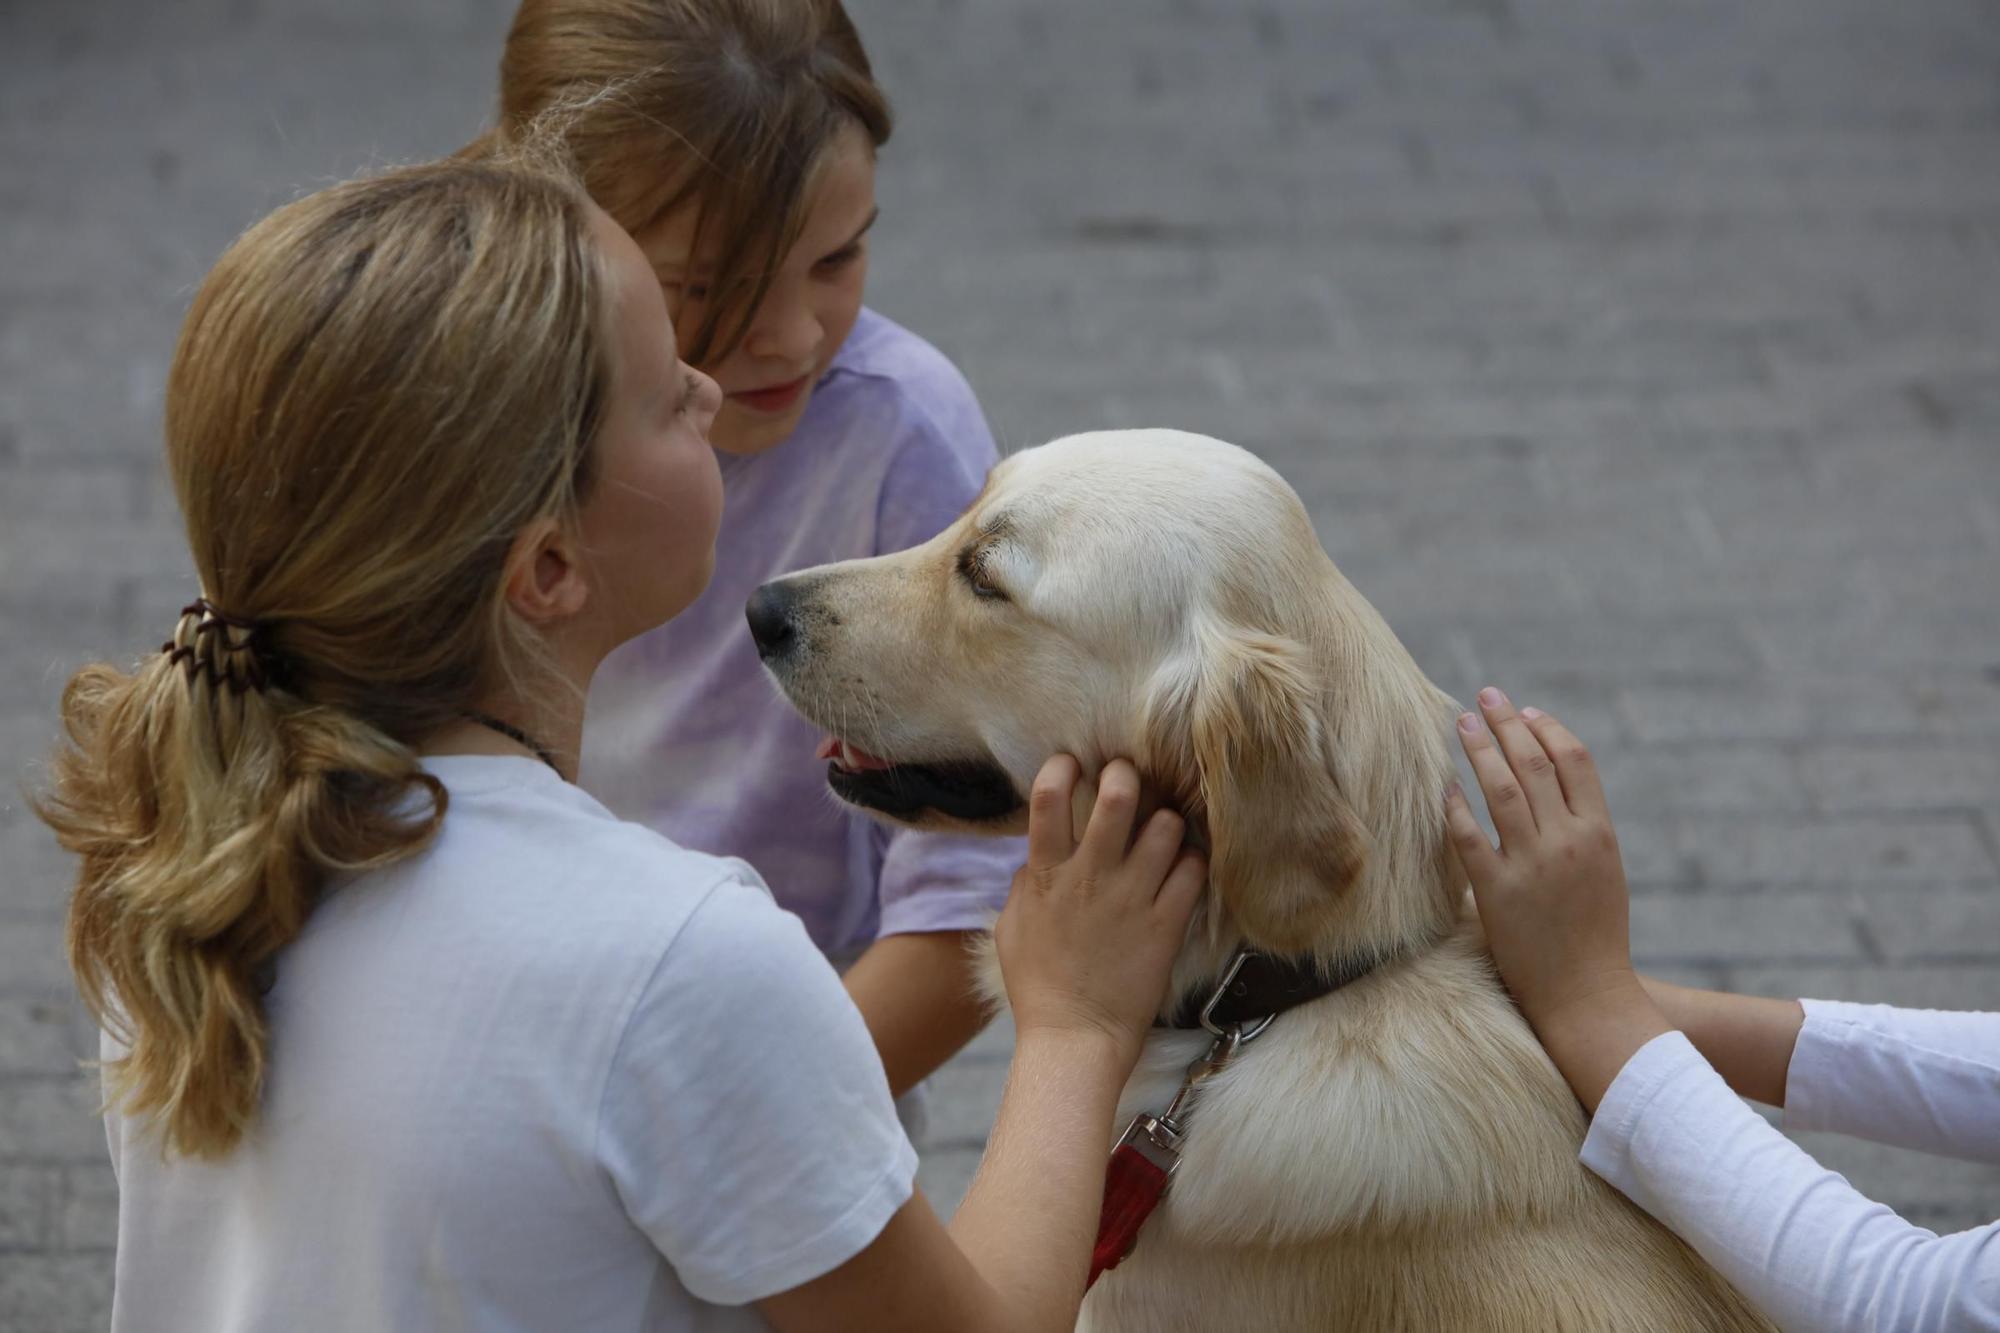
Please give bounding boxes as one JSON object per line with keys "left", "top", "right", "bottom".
{"left": 1145, "top": 623, "right": 1370, "bottom": 953}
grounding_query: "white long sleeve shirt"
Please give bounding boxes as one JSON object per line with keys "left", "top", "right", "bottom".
{"left": 1581, "top": 1000, "right": 2000, "bottom": 1333}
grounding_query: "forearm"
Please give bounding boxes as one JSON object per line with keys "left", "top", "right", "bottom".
{"left": 844, "top": 930, "right": 993, "bottom": 1097}
{"left": 1582, "top": 1032, "right": 2000, "bottom": 1333}
{"left": 1638, "top": 976, "right": 1802, "bottom": 1107}
{"left": 948, "top": 1029, "right": 1129, "bottom": 1332}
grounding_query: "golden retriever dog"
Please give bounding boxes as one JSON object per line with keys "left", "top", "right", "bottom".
{"left": 748, "top": 429, "right": 1772, "bottom": 1332}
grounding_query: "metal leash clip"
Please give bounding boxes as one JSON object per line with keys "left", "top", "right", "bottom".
{"left": 1109, "top": 1021, "right": 1243, "bottom": 1179}
{"left": 1196, "top": 947, "right": 1278, "bottom": 1043}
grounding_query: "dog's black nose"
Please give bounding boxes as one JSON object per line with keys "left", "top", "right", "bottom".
{"left": 746, "top": 581, "right": 799, "bottom": 661}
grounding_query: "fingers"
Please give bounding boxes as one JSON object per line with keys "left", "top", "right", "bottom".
{"left": 1457, "top": 709, "right": 1537, "bottom": 848}
{"left": 1077, "top": 759, "right": 1143, "bottom": 868}
{"left": 1125, "top": 807, "right": 1189, "bottom": 892}
{"left": 1476, "top": 686, "right": 1565, "bottom": 825}
{"left": 1154, "top": 849, "right": 1208, "bottom": 927}
{"left": 1520, "top": 709, "right": 1609, "bottom": 821}
{"left": 1026, "top": 753, "right": 1081, "bottom": 869}
{"left": 1443, "top": 781, "right": 1501, "bottom": 885}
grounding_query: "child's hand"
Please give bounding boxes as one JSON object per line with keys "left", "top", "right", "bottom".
{"left": 995, "top": 756, "right": 1206, "bottom": 1067}
{"left": 1444, "top": 688, "right": 1649, "bottom": 1036}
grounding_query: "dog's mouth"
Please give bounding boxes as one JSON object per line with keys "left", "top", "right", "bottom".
{"left": 815, "top": 735, "right": 1024, "bottom": 824}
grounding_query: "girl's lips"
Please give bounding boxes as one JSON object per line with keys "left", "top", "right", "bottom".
{"left": 729, "top": 374, "right": 810, "bottom": 415}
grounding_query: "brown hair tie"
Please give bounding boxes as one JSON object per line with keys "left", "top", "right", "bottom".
{"left": 162, "top": 597, "right": 279, "bottom": 694}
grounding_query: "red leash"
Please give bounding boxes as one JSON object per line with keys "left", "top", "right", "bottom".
{"left": 1089, "top": 1117, "right": 1181, "bottom": 1286}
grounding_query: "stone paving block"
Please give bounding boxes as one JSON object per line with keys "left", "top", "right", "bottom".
{"left": 0, "top": 463, "right": 147, "bottom": 523}
{"left": 0, "top": 814, "right": 75, "bottom": 923}
{"left": 1616, "top": 677, "right": 1928, "bottom": 744}
{"left": 1270, "top": 436, "right": 1555, "bottom": 521}
{"left": 1665, "top": 813, "right": 1999, "bottom": 890}
{"left": 0, "top": 1254, "right": 114, "bottom": 1333}
{"left": 1458, "top": 611, "right": 1764, "bottom": 683}
{"left": 1798, "top": 742, "right": 2000, "bottom": 813}
{"left": 1593, "top": 745, "right": 1809, "bottom": 816}
{"left": 0, "top": 1078, "right": 106, "bottom": 1163}
{"left": 0, "top": 919, "right": 71, "bottom": 997}
{"left": 0, "top": 998, "right": 81, "bottom": 1078}
{"left": 1906, "top": 670, "right": 2000, "bottom": 739}
{"left": 1856, "top": 888, "right": 2000, "bottom": 963}
{"left": 1628, "top": 890, "right": 1863, "bottom": 966}
{"left": 1567, "top": 535, "right": 1881, "bottom": 620}
{"left": 1858, "top": 544, "right": 2000, "bottom": 616}
{"left": 1340, "top": 544, "right": 1587, "bottom": 627}
{"left": 1700, "top": 477, "right": 1994, "bottom": 567}
{"left": 0, "top": 518, "right": 189, "bottom": 588}
{"left": 0, "top": 1164, "right": 54, "bottom": 1250}
{"left": 1752, "top": 604, "right": 2000, "bottom": 675}
{"left": 1725, "top": 962, "right": 2000, "bottom": 1013}
{"left": 57, "top": 1161, "right": 116, "bottom": 1253}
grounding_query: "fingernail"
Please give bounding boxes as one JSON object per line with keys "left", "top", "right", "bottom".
{"left": 1444, "top": 780, "right": 1462, "bottom": 805}
{"left": 1521, "top": 706, "right": 1545, "bottom": 720}
{"left": 1478, "top": 686, "right": 1505, "bottom": 708}
{"left": 1458, "top": 711, "right": 1481, "bottom": 734}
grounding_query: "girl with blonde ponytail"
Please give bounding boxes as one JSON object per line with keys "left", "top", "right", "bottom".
{"left": 37, "top": 149, "right": 1205, "bottom": 1331}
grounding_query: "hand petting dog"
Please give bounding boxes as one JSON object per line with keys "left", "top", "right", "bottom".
{"left": 1444, "top": 687, "right": 1673, "bottom": 1112}
{"left": 997, "top": 757, "right": 1207, "bottom": 1068}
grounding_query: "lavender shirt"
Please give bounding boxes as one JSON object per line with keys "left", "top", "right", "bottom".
{"left": 581, "top": 308, "right": 1024, "bottom": 957}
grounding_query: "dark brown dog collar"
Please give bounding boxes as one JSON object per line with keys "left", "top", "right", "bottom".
{"left": 1159, "top": 948, "right": 1392, "bottom": 1033}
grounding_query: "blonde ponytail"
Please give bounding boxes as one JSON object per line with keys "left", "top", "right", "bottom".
{"left": 37, "top": 156, "right": 613, "bottom": 1158}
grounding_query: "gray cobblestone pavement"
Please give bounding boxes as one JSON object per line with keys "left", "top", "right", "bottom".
{"left": 4, "top": 0, "right": 1998, "bottom": 1326}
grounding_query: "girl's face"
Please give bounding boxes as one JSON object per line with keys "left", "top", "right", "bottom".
{"left": 575, "top": 204, "right": 726, "bottom": 643}
{"left": 634, "top": 120, "right": 877, "bottom": 457}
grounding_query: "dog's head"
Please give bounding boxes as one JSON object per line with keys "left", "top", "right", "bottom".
{"left": 752, "top": 429, "right": 1461, "bottom": 957}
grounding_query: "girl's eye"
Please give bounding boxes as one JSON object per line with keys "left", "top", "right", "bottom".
{"left": 815, "top": 245, "right": 861, "bottom": 274}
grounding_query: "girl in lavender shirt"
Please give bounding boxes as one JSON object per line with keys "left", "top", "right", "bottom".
{"left": 475, "top": 0, "right": 1021, "bottom": 1133}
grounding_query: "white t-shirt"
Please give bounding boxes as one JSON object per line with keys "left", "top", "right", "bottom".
{"left": 1581, "top": 1000, "right": 2000, "bottom": 1332}
{"left": 102, "top": 755, "right": 917, "bottom": 1333}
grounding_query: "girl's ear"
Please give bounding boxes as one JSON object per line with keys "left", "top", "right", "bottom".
{"left": 503, "top": 517, "right": 591, "bottom": 628}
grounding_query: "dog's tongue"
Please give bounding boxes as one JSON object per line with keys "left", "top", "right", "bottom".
{"left": 815, "top": 735, "right": 895, "bottom": 772}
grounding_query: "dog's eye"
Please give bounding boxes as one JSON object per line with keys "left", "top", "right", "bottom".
{"left": 957, "top": 551, "right": 1009, "bottom": 602}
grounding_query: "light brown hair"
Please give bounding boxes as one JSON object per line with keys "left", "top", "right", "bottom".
{"left": 471, "top": 0, "right": 892, "bottom": 364}
{"left": 36, "top": 155, "right": 615, "bottom": 1158}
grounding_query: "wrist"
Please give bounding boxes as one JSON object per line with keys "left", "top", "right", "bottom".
{"left": 1528, "top": 978, "right": 1673, "bottom": 1114}
{"left": 1519, "top": 964, "right": 1647, "bottom": 1036}
{"left": 1012, "top": 1021, "right": 1143, "bottom": 1079}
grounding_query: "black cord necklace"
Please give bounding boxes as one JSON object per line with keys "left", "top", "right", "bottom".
{"left": 461, "top": 710, "right": 563, "bottom": 777}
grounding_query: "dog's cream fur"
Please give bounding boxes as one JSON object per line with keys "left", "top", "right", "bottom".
{"left": 762, "top": 430, "right": 1773, "bottom": 1332}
